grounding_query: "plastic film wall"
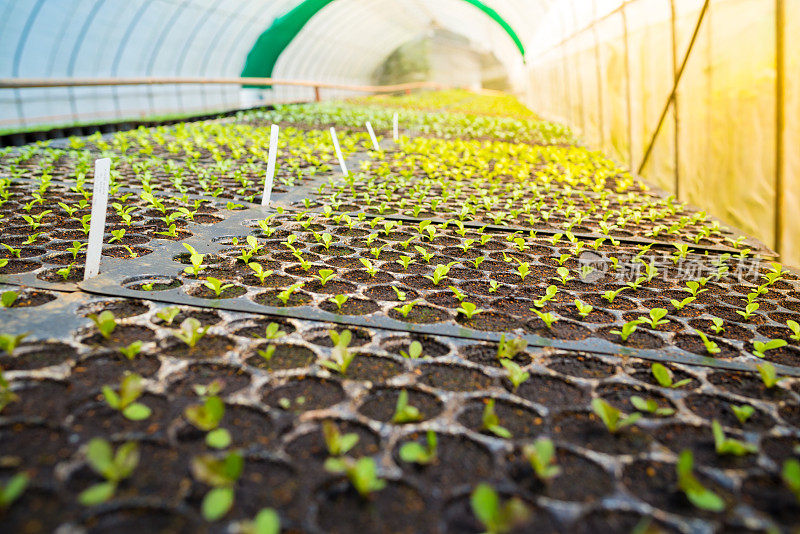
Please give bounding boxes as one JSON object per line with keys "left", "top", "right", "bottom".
{"left": 525, "top": 0, "right": 799, "bottom": 266}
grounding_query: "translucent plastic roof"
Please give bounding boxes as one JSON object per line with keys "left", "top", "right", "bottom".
{"left": 0, "top": 0, "right": 559, "bottom": 128}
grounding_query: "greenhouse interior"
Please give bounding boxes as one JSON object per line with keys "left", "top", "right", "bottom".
{"left": 1, "top": 0, "right": 799, "bottom": 532}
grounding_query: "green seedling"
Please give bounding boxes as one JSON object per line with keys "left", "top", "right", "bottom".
{"left": 276, "top": 282, "right": 305, "bottom": 305}
{"left": 516, "top": 262, "right": 530, "bottom": 281}
{"left": 392, "top": 389, "right": 422, "bottom": 423}
{"left": 497, "top": 334, "right": 527, "bottom": 360}
{"left": 457, "top": 302, "right": 484, "bottom": 319}
{"left": 712, "top": 420, "right": 757, "bottom": 456}
{"left": 756, "top": 362, "right": 785, "bottom": 388}
{"left": 731, "top": 404, "right": 755, "bottom": 425}
{"left": 56, "top": 263, "right": 75, "bottom": 280}
{"left": 393, "top": 300, "right": 419, "bottom": 318}
{"left": 155, "top": 306, "right": 180, "bottom": 325}
{"left": 602, "top": 287, "right": 626, "bottom": 304}
{"left": 257, "top": 345, "right": 277, "bottom": 362}
{"left": 533, "top": 285, "right": 558, "bottom": 308}
{"left": 630, "top": 396, "right": 675, "bottom": 417}
{"left": 710, "top": 318, "right": 725, "bottom": 333}
{"left": 397, "top": 255, "right": 415, "bottom": 270}
{"left": 610, "top": 320, "right": 640, "bottom": 342}
{"left": 694, "top": 329, "right": 721, "bottom": 355}
{"left": 651, "top": 363, "right": 691, "bottom": 388}
{"left": 0, "top": 332, "right": 28, "bottom": 355}
{"left": 1, "top": 243, "right": 21, "bottom": 259}
{"left": 399, "top": 430, "right": 438, "bottom": 465}
{"left": 736, "top": 302, "right": 759, "bottom": 321}
{"left": 425, "top": 263, "right": 454, "bottom": 285}
{"left": 400, "top": 341, "right": 423, "bottom": 359}
{"left": 752, "top": 339, "right": 787, "bottom": 358}
{"left": 0, "top": 367, "right": 19, "bottom": 413}
{"left": 103, "top": 373, "right": 151, "bottom": 421}
{"left": 1, "top": 290, "right": 18, "bottom": 308}
{"left": 328, "top": 294, "right": 348, "bottom": 312}
{"left": 322, "top": 420, "right": 359, "bottom": 456}
{"left": 591, "top": 398, "right": 641, "bottom": 433}
{"left": 670, "top": 296, "right": 696, "bottom": 310}
{"left": 501, "top": 359, "right": 530, "bottom": 391}
{"left": 185, "top": 395, "right": 230, "bottom": 449}
{"left": 173, "top": 317, "right": 210, "bottom": 348}
{"left": 109, "top": 229, "right": 126, "bottom": 243}
{"left": 787, "top": 320, "right": 800, "bottom": 341}
{"left": 640, "top": 308, "right": 669, "bottom": 329}
{"left": 782, "top": 459, "right": 800, "bottom": 502}
{"left": 191, "top": 451, "right": 244, "bottom": 521}
{"left": 488, "top": 280, "right": 500, "bottom": 293}
{"left": 554, "top": 266, "right": 573, "bottom": 285}
{"left": 413, "top": 245, "right": 435, "bottom": 263}
{"left": 523, "top": 438, "right": 561, "bottom": 482}
{"left": 676, "top": 450, "right": 725, "bottom": 511}
{"left": 248, "top": 262, "right": 273, "bottom": 284}
{"left": 182, "top": 244, "right": 207, "bottom": 277}
{"left": 684, "top": 281, "right": 707, "bottom": 297}
{"left": 470, "top": 256, "right": 486, "bottom": 269}
{"left": 323, "top": 456, "right": 386, "bottom": 498}
{"left": 202, "top": 277, "right": 234, "bottom": 298}
{"left": 314, "top": 269, "right": 336, "bottom": 286}
{"left": 359, "top": 258, "right": 378, "bottom": 277}
{"left": 88, "top": 310, "right": 117, "bottom": 339}
{"left": 0, "top": 472, "right": 28, "bottom": 509}
{"left": 470, "top": 483, "right": 530, "bottom": 534}
{"left": 530, "top": 309, "right": 558, "bottom": 329}
{"left": 391, "top": 286, "right": 407, "bottom": 301}
{"left": 449, "top": 285, "right": 466, "bottom": 302}
{"left": 119, "top": 341, "right": 143, "bottom": 360}
{"left": 574, "top": 299, "right": 593, "bottom": 318}
{"left": 320, "top": 329, "right": 355, "bottom": 375}
{"left": 78, "top": 439, "right": 139, "bottom": 506}
{"left": 481, "top": 399, "right": 511, "bottom": 438}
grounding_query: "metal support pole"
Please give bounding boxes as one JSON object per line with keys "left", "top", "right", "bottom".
{"left": 670, "top": 0, "right": 680, "bottom": 197}
{"left": 621, "top": 4, "right": 633, "bottom": 169}
{"left": 638, "top": 0, "right": 710, "bottom": 176}
{"left": 775, "top": 0, "right": 785, "bottom": 256}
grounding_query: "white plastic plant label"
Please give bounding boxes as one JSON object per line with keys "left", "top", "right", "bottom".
{"left": 393, "top": 113, "right": 399, "bottom": 141}
{"left": 329, "top": 127, "right": 348, "bottom": 176}
{"left": 261, "top": 124, "right": 280, "bottom": 207}
{"left": 365, "top": 121, "right": 381, "bottom": 151}
{"left": 83, "top": 158, "right": 111, "bottom": 280}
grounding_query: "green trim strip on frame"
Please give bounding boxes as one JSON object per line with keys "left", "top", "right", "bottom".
{"left": 240, "top": 0, "right": 525, "bottom": 88}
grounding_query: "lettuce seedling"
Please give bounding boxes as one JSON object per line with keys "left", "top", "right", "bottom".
{"left": 202, "top": 277, "right": 234, "bottom": 298}
{"left": 639, "top": 308, "right": 669, "bottom": 329}
{"left": 530, "top": 310, "right": 558, "bottom": 329}
{"left": 155, "top": 306, "right": 180, "bottom": 325}
{"left": 651, "top": 363, "right": 691, "bottom": 389}
{"left": 248, "top": 262, "right": 273, "bottom": 284}
{"left": 182, "top": 244, "right": 207, "bottom": 277}
{"left": 457, "top": 302, "right": 484, "bottom": 319}
{"left": 670, "top": 296, "right": 696, "bottom": 310}
{"left": 782, "top": 459, "right": 800, "bottom": 502}
{"left": 322, "top": 420, "right": 359, "bottom": 456}
{"left": 185, "top": 395, "right": 230, "bottom": 449}
{"left": 119, "top": 341, "right": 143, "bottom": 360}
{"left": 757, "top": 362, "right": 785, "bottom": 388}
{"left": 523, "top": 438, "right": 560, "bottom": 482}
{"left": 736, "top": 302, "right": 759, "bottom": 321}
{"left": 591, "top": 398, "right": 641, "bottom": 433}
{"left": 103, "top": 373, "right": 151, "bottom": 421}
{"left": 0, "top": 332, "right": 28, "bottom": 355}
{"left": 532, "top": 285, "right": 558, "bottom": 308}
{"left": 400, "top": 341, "right": 423, "bottom": 359}
{"left": 712, "top": 420, "right": 757, "bottom": 456}
{"left": 684, "top": 281, "right": 707, "bottom": 297}
{"left": 276, "top": 282, "right": 305, "bottom": 305}
{"left": 425, "top": 263, "right": 455, "bottom": 285}
{"left": 602, "top": 287, "right": 626, "bottom": 304}
{"left": 610, "top": 320, "right": 640, "bottom": 342}
{"left": 676, "top": 450, "right": 725, "bottom": 511}
{"left": 320, "top": 329, "right": 356, "bottom": 375}
{"left": 414, "top": 245, "right": 434, "bottom": 263}
{"left": 752, "top": 339, "right": 787, "bottom": 358}
{"left": 787, "top": 320, "right": 800, "bottom": 341}
{"left": 173, "top": 318, "right": 210, "bottom": 348}
{"left": 392, "top": 390, "right": 422, "bottom": 424}
{"left": 730, "top": 404, "right": 755, "bottom": 425}
{"left": 359, "top": 258, "right": 378, "bottom": 277}
{"left": 324, "top": 456, "right": 386, "bottom": 498}
{"left": 191, "top": 451, "right": 244, "bottom": 521}
{"left": 693, "top": 329, "right": 721, "bottom": 355}
{"left": 397, "top": 255, "right": 415, "bottom": 270}
{"left": 710, "top": 318, "right": 725, "bottom": 333}
{"left": 328, "top": 294, "right": 348, "bottom": 312}
{"left": 0, "top": 472, "right": 28, "bottom": 509}
{"left": 393, "top": 300, "right": 419, "bottom": 318}
{"left": 78, "top": 439, "right": 139, "bottom": 506}
{"left": 88, "top": 310, "right": 117, "bottom": 339}
{"left": 515, "top": 262, "right": 530, "bottom": 281}
{"left": 470, "top": 483, "right": 530, "bottom": 534}
{"left": 481, "top": 399, "right": 511, "bottom": 438}
{"left": 0, "top": 290, "right": 18, "bottom": 308}
{"left": 314, "top": 269, "right": 336, "bottom": 286}
{"left": 399, "top": 430, "right": 438, "bottom": 465}
{"left": 574, "top": 299, "right": 593, "bottom": 318}
{"left": 501, "top": 359, "right": 530, "bottom": 391}
{"left": 630, "top": 396, "right": 674, "bottom": 417}
{"left": 497, "top": 334, "right": 527, "bottom": 359}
